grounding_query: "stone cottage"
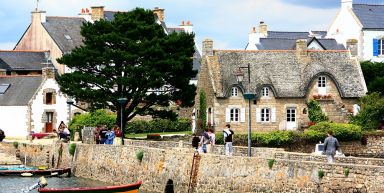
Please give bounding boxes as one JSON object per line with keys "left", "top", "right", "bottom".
{"left": 0, "top": 67, "right": 81, "bottom": 139}
{"left": 195, "top": 39, "right": 367, "bottom": 132}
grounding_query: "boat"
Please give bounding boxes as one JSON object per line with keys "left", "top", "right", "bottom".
{"left": 37, "top": 181, "right": 142, "bottom": 193}
{"left": 0, "top": 167, "right": 71, "bottom": 177}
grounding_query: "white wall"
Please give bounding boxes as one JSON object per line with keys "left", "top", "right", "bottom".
{"left": 0, "top": 106, "right": 29, "bottom": 138}
{"left": 30, "top": 78, "right": 72, "bottom": 133}
{"left": 362, "top": 30, "right": 384, "bottom": 62}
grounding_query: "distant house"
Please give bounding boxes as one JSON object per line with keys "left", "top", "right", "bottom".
{"left": 327, "top": 0, "right": 384, "bottom": 62}
{"left": 196, "top": 39, "right": 366, "bottom": 132}
{"left": 0, "top": 50, "right": 53, "bottom": 75}
{"left": 0, "top": 67, "right": 81, "bottom": 139}
{"left": 246, "top": 22, "right": 344, "bottom": 51}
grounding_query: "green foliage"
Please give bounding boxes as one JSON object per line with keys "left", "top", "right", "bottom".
{"left": 57, "top": 8, "right": 197, "bottom": 122}
{"left": 360, "top": 61, "right": 384, "bottom": 94}
{"left": 344, "top": 168, "right": 350, "bottom": 177}
{"left": 126, "top": 118, "right": 191, "bottom": 134}
{"left": 253, "top": 131, "right": 295, "bottom": 147}
{"left": 136, "top": 150, "right": 144, "bottom": 162}
{"left": 350, "top": 92, "right": 384, "bottom": 130}
{"left": 199, "top": 90, "right": 207, "bottom": 130}
{"left": 303, "top": 122, "right": 362, "bottom": 142}
{"left": 68, "top": 143, "right": 76, "bottom": 156}
{"left": 69, "top": 109, "right": 116, "bottom": 134}
{"left": 268, "top": 159, "right": 275, "bottom": 169}
{"left": 318, "top": 169, "right": 325, "bottom": 179}
{"left": 307, "top": 100, "right": 328, "bottom": 123}
{"left": 12, "top": 141, "right": 19, "bottom": 149}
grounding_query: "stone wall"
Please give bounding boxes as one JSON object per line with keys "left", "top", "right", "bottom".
{"left": 2, "top": 142, "right": 384, "bottom": 193}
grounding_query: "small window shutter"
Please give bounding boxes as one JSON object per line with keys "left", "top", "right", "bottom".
{"left": 256, "top": 108, "right": 261, "bottom": 122}
{"left": 240, "top": 108, "right": 246, "bottom": 122}
{"left": 52, "top": 93, "right": 56, "bottom": 104}
{"left": 271, "top": 107, "right": 276, "bottom": 122}
{"left": 373, "top": 39, "right": 379, "bottom": 56}
{"left": 225, "top": 108, "right": 230, "bottom": 122}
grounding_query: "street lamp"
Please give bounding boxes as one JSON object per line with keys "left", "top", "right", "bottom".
{"left": 117, "top": 97, "right": 128, "bottom": 145}
{"left": 66, "top": 98, "right": 74, "bottom": 124}
{"left": 235, "top": 63, "right": 255, "bottom": 157}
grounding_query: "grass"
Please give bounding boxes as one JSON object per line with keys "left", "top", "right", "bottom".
{"left": 125, "top": 131, "right": 192, "bottom": 138}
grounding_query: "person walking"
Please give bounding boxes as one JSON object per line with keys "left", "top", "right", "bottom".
{"left": 200, "top": 129, "right": 211, "bottom": 153}
{"left": 223, "top": 124, "right": 234, "bottom": 156}
{"left": 323, "top": 130, "right": 340, "bottom": 163}
{"left": 207, "top": 128, "right": 215, "bottom": 153}
{"left": 105, "top": 128, "right": 115, "bottom": 145}
{"left": 191, "top": 133, "right": 200, "bottom": 152}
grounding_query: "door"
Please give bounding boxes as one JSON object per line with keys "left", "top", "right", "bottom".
{"left": 45, "top": 112, "right": 53, "bottom": 133}
{"left": 286, "top": 108, "right": 296, "bottom": 130}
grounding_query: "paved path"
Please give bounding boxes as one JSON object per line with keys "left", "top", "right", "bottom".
{"left": 0, "top": 143, "right": 21, "bottom": 165}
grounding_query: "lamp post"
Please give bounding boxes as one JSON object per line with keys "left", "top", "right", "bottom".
{"left": 235, "top": 63, "right": 254, "bottom": 157}
{"left": 66, "top": 98, "right": 74, "bottom": 124}
{"left": 117, "top": 98, "right": 128, "bottom": 145}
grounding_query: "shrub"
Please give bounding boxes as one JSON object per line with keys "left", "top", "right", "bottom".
{"left": 253, "top": 131, "right": 295, "bottom": 147}
{"left": 12, "top": 141, "right": 19, "bottom": 149}
{"left": 350, "top": 92, "right": 384, "bottom": 131}
{"left": 344, "top": 168, "right": 350, "bottom": 177}
{"left": 68, "top": 143, "right": 76, "bottom": 156}
{"left": 268, "top": 159, "right": 275, "bottom": 169}
{"left": 318, "top": 169, "right": 325, "bottom": 179}
{"left": 69, "top": 109, "right": 116, "bottom": 136}
{"left": 136, "top": 150, "right": 144, "bottom": 162}
{"left": 199, "top": 90, "right": 207, "bottom": 131}
{"left": 307, "top": 99, "right": 328, "bottom": 123}
{"left": 303, "top": 122, "right": 362, "bottom": 142}
{"left": 126, "top": 118, "right": 191, "bottom": 134}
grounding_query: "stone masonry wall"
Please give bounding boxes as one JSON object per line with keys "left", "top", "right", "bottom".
{"left": 2, "top": 142, "right": 384, "bottom": 193}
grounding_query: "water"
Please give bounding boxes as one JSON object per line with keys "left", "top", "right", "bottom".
{"left": 0, "top": 176, "right": 149, "bottom": 193}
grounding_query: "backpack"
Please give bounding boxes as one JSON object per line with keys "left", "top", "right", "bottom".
{"left": 203, "top": 132, "right": 211, "bottom": 144}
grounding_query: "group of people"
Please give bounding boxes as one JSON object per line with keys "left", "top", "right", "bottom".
{"left": 192, "top": 123, "right": 234, "bottom": 156}
{"left": 57, "top": 121, "right": 71, "bottom": 142}
{"left": 94, "top": 125, "right": 120, "bottom": 145}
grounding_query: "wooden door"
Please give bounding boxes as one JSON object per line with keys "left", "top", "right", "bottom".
{"left": 45, "top": 112, "right": 53, "bottom": 133}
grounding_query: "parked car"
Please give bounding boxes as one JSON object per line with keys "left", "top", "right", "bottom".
{"left": 0, "top": 129, "right": 5, "bottom": 142}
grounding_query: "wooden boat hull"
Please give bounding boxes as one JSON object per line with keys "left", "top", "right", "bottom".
{"left": 0, "top": 167, "right": 71, "bottom": 176}
{"left": 38, "top": 181, "right": 142, "bottom": 193}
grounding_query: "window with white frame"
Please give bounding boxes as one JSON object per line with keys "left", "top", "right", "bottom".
{"left": 379, "top": 39, "right": 384, "bottom": 55}
{"left": 317, "top": 76, "right": 326, "bottom": 95}
{"left": 262, "top": 87, "right": 269, "bottom": 97}
{"left": 230, "top": 108, "right": 240, "bottom": 122}
{"left": 261, "top": 108, "right": 270, "bottom": 122}
{"left": 318, "top": 76, "right": 326, "bottom": 88}
{"left": 286, "top": 108, "right": 296, "bottom": 122}
{"left": 231, "top": 87, "right": 238, "bottom": 97}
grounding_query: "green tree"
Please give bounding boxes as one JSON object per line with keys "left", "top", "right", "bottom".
{"left": 350, "top": 92, "right": 384, "bottom": 130}
{"left": 360, "top": 61, "right": 384, "bottom": 94}
{"left": 307, "top": 99, "right": 328, "bottom": 123}
{"left": 57, "top": 8, "right": 197, "bottom": 124}
{"left": 199, "top": 90, "right": 207, "bottom": 131}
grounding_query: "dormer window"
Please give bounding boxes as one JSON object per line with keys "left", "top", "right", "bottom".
{"left": 317, "top": 76, "right": 326, "bottom": 95}
{"left": 262, "top": 87, "right": 269, "bottom": 97}
{"left": 0, "top": 84, "right": 10, "bottom": 94}
{"left": 231, "top": 87, "right": 238, "bottom": 97}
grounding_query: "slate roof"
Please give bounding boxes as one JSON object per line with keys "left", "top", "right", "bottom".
{"left": 206, "top": 50, "right": 366, "bottom": 98}
{"left": 104, "top": 11, "right": 118, "bottom": 21}
{"left": 0, "top": 76, "right": 42, "bottom": 106}
{"left": 311, "top": 31, "right": 327, "bottom": 38}
{"left": 256, "top": 38, "right": 345, "bottom": 50}
{"left": 267, "top": 31, "right": 309, "bottom": 39}
{"left": 42, "top": 17, "right": 86, "bottom": 53}
{"left": 353, "top": 4, "right": 384, "bottom": 29}
{"left": 0, "top": 51, "right": 53, "bottom": 71}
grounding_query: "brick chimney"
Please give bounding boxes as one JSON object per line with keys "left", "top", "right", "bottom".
{"left": 42, "top": 67, "right": 56, "bottom": 80}
{"left": 78, "top": 8, "right": 92, "bottom": 22}
{"left": 296, "top": 39, "right": 308, "bottom": 56}
{"left": 258, "top": 21, "right": 268, "bottom": 37}
{"left": 202, "top": 39, "right": 213, "bottom": 56}
{"left": 153, "top": 7, "right": 165, "bottom": 22}
{"left": 31, "top": 10, "right": 46, "bottom": 24}
{"left": 179, "top": 20, "right": 193, "bottom": 34}
{"left": 91, "top": 6, "right": 104, "bottom": 21}
{"left": 341, "top": 0, "right": 353, "bottom": 9}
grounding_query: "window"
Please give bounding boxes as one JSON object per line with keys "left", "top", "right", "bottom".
{"left": 231, "top": 87, "right": 238, "bottom": 97}
{"left": 261, "top": 108, "right": 270, "bottom": 122}
{"left": 262, "top": 87, "right": 269, "bottom": 97}
{"left": 46, "top": 93, "right": 53, "bottom": 104}
{"left": 230, "top": 108, "right": 240, "bottom": 122}
{"left": 318, "top": 76, "right": 326, "bottom": 88}
{"left": 0, "top": 84, "right": 10, "bottom": 94}
{"left": 379, "top": 39, "right": 384, "bottom": 55}
{"left": 286, "top": 108, "right": 296, "bottom": 122}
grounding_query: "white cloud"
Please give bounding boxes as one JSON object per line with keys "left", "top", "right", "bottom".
{"left": 0, "top": 42, "right": 15, "bottom": 50}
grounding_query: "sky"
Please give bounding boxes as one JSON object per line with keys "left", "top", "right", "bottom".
{"left": 0, "top": 0, "right": 383, "bottom": 50}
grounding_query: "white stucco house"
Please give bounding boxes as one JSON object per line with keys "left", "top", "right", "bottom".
{"left": 0, "top": 66, "right": 80, "bottom": 139}
{"left": 327, "top": 0, "right": 384, "bottom": 62}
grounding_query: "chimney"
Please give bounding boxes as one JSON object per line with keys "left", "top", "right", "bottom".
{"left": 341, "top": 0, "right": 353, "bottom": 9}
{"left": 31, "top": 10, "right": 46, "bottom": 24}
{"left": 153, "top": 7, "right": 165, "bottom": 22}
{"left": 202, "top": 39, "right": 213, "bottom": 56}
{"left": 296, "top": 39, "right": 308, "bottom": 56}
{"left": 79, "top": 8, "right": 92, "bottom": 22}
{"left": 42, "top": 67, "right": 56, "bottom": 80}
{"left": 180, "top": 20, "right": 193, "bottom": 34}
{"left": 247, "top": 27, "right": 261, "bottom": 50}
{"left": 91, "top": 6, "right": 104, "bottom": 21}
{"left": 258, "top": 21, "right": 268, "bottom": 37}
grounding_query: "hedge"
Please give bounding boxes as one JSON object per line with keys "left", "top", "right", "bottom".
{"left": 126, "top": 118, "right": 191, "bottom": 133}
{"left": 303, "top": 122, "right": 362, "bottom": 142}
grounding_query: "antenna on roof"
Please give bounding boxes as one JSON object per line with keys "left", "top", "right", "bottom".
{"left": 35, "top": 0, "right": 40, "bottom": 11}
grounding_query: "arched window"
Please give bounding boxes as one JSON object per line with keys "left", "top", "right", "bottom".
{"left": 230, "top": 108, "right": 240, "bottom": 122}
{"left": 231, "top": 87, "right": 238, "bottom": 97}
{"left": 317, "top": 76, "right": 326, "bottom": 95}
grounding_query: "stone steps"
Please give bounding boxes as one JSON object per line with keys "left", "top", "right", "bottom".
{"left": 0, "top": 146, "right": 21, "bottom": 165}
